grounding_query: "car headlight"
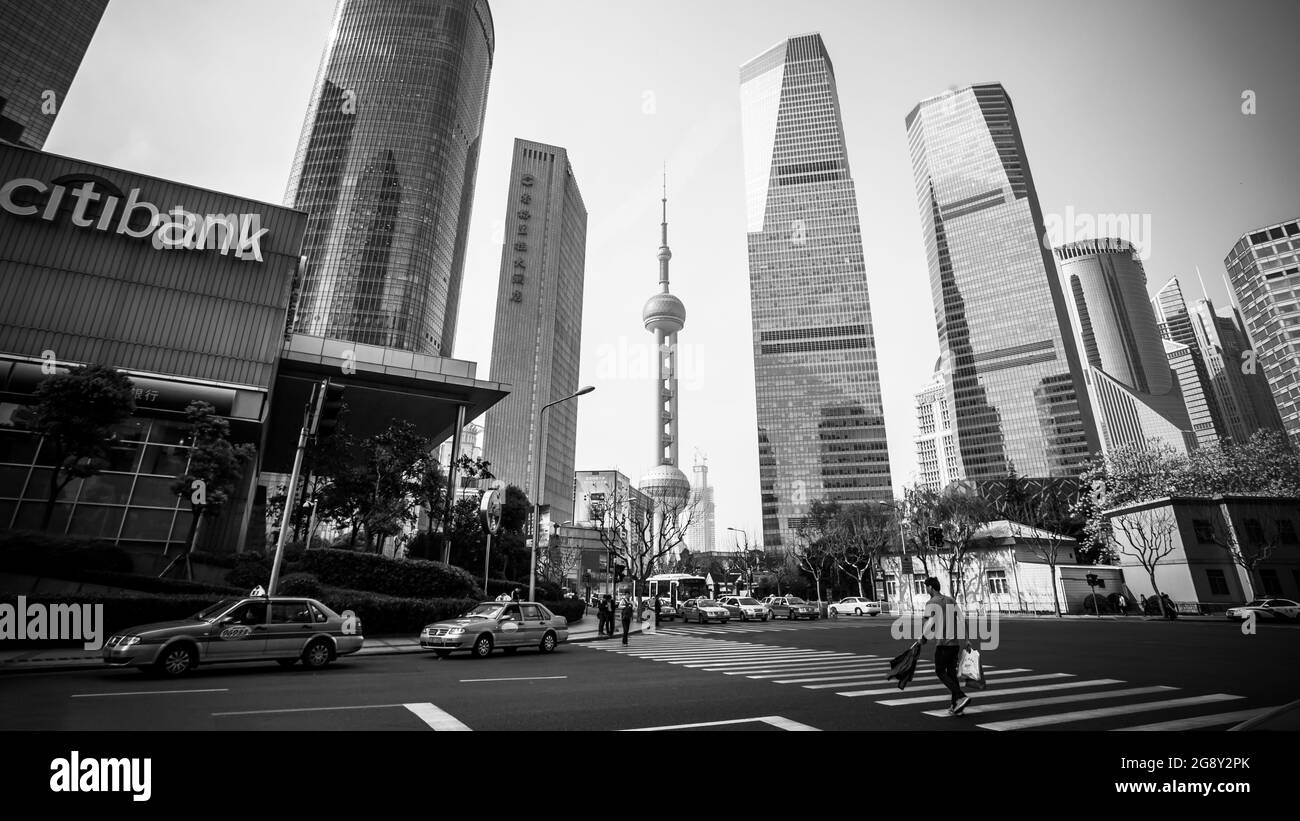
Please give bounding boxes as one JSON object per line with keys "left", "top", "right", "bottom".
{"left": 447, "top": 627, "right": 465, "bottom": 635}
{"left": 120, "top": 636, "right": 141, "bottom": 646}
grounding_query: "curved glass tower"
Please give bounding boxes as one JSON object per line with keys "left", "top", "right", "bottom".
{"left": 285, "top": 0, "right": 494, "bottom": 356}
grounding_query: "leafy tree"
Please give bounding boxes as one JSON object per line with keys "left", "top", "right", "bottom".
{"left": 19, "top": 364, "right": 136, "bottom": 530}
{"left": 167, "top": 401, "right": 255, "bottom": 578}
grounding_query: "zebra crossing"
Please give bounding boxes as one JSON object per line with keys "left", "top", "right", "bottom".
{"left": 652, "top": 618, "right": 876, "bottom": 637}
{"left": 583, "top": 634, "right": 1279, "bottom": 731}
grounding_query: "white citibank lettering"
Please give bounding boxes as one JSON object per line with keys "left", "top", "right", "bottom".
{"left": 0, "top": 177, "right": 268, "bottom": 262}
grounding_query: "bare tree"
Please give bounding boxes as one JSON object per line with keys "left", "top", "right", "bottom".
{"left": 1209, "top": 503, "right": 1280, "bottom": 601}
{"left": 830, "top": 502, "right": 896, "bottom": 598}
{"left": 1109, "top": 507, "right": 1179, "bottom": 617}
{"left": 589, "top": 481, "right": 699, "bottom": 600}
{"left": 1000, "top": 490, "right": 1076, "bottom": 618}
{"left": 791, "top": 506, "right": 838, "bottom": 608}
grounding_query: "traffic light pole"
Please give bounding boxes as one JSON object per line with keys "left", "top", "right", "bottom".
{"left": 269, "top": 382, "right": 323, "bottom": 596}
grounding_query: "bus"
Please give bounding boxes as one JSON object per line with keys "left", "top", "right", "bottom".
{"left": 646, "top": 574, "right": 708, "bottom": 606}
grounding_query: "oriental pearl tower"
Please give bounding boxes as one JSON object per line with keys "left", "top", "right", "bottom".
{"left": 640, "top": 178, "right": 692, "bottom": 560}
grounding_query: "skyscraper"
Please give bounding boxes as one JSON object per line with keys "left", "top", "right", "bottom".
{"left": 686, "top": 454, "right": 717, "bottom": 554}
{"left": 484, "top": 139, "right": 587, "bottom": 526}
{"left": 914, "top": 364, "right": 959, "bottom": 491}
{"left": 1151, "top": 277, "right": 1224, "bottom": 447}
{"left": 1055, "top": 239, "right": 1194, "bottom": 453}
{"left": 740, "top": 33, "right": 892, "bottom": 551}
{"left": 284, "top": 0, "right": 494, "bottom": 355}
{"left": 1223, "top": 217, "right": 1299, "bottom": 443}
{"left": 907, "top": 83, "right": 1098, "bottom": 479}
{"left": 0, "top": 0, "right": 109, "bottom": 149}
{"left": 1193, "top": 299, "right": 1286, "bottom": 441}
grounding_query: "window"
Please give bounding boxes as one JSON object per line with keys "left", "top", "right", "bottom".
{"left": 308, "top": 603, "right": 330, "bottom": 623}
{"left": 987, "top": 570, "right": 1009, "bottom": 595}
{"left": 1192, "top": 519, "right": 1215, "bottom": 543}
{"left": 1244, "top": 519, "right": 1266, "bottom": 544}
{"left": 272, "top": 601, "right": 312, "bottom": 624}
{"left": 230, "top": 601, "right": 267, "bottom": 625}
{"left": 884, "top": 575, "right": 897, "bottom": 597}
{"left": 913, "top": 574, "right": 928, "bottom": 595}
{"left": 521, "top": 604, "right": 543, "bottom": 620}
{"left": 1277, "top": 519, "right": 1298, "bottom": 544}
{"left": 1206, "top": 569, "right": 1229, "bottom": 596}
{"left": 1259, "top": 570, "right": 1281, "bottom": 596}
{"left": 501, "top": 605, "right": 521, "bottom": 621}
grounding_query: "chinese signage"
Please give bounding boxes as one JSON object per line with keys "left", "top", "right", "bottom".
{"left": 509, "top": 172, "right": 535, "bottom": 305}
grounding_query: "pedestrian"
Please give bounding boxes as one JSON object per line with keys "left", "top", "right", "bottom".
{"left": 601, "top": 594, "right": 614, "bottom": 638}
{"left": 620, "top": 597, "right": 633, "bottom": 645}
{"left": 596, "top": 595, "right": 608, "bottom": 637}
{"left": 920, "top": 577, "right": 970, "bottom": 716}
{"left": 1117, "top": 594, "right": 1127, "bottom": 615}
{"left": 1139, "top": 594, "right": 1148, "bottom": 614}
{"left": 511, "top": 587, "right": 522, "bottom": 602}
{"left": 1161, "top": 592, "right": 1177, "bottom": 620}
{"left": 654, "top": 596, "right": 661, "bottom": 626}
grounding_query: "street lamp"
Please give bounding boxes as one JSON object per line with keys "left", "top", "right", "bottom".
{"left": 531, "top": 385, "right": 594, "bottom": 602}
{"left": 727, "top": 527, "right": 749, "bottom": 592}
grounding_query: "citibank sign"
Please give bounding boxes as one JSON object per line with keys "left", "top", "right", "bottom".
{"left": 0, "top": 176, "right": 269, "bottom": 263}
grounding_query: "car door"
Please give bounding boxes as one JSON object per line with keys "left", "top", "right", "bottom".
{"left": 267, "top": 600, "right": 315, "bottom": 659}
{"left": 497, "top": 604, "right": 524, "bottom": 646}
{"left": 771, "top": 598, "right": 788, "bottom": 618}
{"left": 206, "top": 599, "right": 268, "bottom": 661}
{"left": 520, "top": 603, "right": 548, "bottom": 647}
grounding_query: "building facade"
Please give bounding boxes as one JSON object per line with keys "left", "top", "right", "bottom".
{"left": 0, "top": 0, "right": 109, "bottom": 149}
{"left": 283, "top": 0, "right": 494, "bottom": 356}
{"left": 1224, "top": 218, "right": 1300, "bottom": 443}
{"left": 906, "top": 83, "right": 1098, "bottom": 481}
{"left": 484, "top": 139, "right": 586, "bottom": 526}
{"left": 1055, "top": 239, "right": 1195, "bottom": 453}
{"left": 685, "top": 455, "right": 716, "bottom": 554}
{"left": 1164, "top": 340, "right": 1220, "bottom": 448}
{"left": 914, "top": 366, "right": 960, "bottom": 491}
{"left": 1191, "top": 299, "right": 1285, "bottom": 442}
{"left": 739, "top": 33, "right": 893, "bottom": 551}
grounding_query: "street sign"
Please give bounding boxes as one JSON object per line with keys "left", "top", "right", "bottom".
{"left": 480, "top": 482, "right": 504, "bottom": 535}
{"left": 901, "top": 555, "right": 913, "bottom": 575}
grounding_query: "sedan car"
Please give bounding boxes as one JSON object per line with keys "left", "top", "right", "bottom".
{"left": 102, "top": 596, "right": 364, "bottom": 677}
{"left": 767, "top": 596, "right": 819, "bottom": 620}
{"left": 719, "top": 596, "right": 768, "bottom": 621}
{"left": 420, "top": 601, "right": 569, "bottom": 658}
{"left": 653, "top": 597, "right": 678, "bottom": 621}
{"left": 679, "top": 598, "right": 730, "bottom": 624}
{"left": 1226, "top": 598, "right": 1300, "bottom": 622}
{"left": 829, "top": 597, "right": 882, "bottom": 617}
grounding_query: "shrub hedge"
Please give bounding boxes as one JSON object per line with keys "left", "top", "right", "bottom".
{"left": 311, "top": 588, "right": 479, "bottom": 635}
{"left": 540, "top": 599, "right": 586, "bottom": 624}
{"left": 0, "top": 530, "right": 133, "bottom": 575}
{"left": 300, "top": 548, "right": 483, "bottom": 600}
{"left": 277, "top": 572, "right": 324, "bottom": 598}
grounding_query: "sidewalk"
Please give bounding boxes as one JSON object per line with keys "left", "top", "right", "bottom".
{"left": 0, "top": 613, "right": 644, "bottom": 675}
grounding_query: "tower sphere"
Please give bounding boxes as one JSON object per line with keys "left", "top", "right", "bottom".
{"left": 639, "top": 463, "right": 692, "bottom": 508}
{"left": 643, "top": 292, "right": 686, "bottom": 333}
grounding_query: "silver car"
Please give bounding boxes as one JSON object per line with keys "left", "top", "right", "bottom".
{"left": 420, "top": 601, "right": 569, "bottom": 658}
{"left": 102, "top": 596, "right": 364, "bottom": 676}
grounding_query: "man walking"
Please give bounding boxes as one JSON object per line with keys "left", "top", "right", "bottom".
{"left": 601, "top": 594, "right": 615, "bottom": 638}
{"left": 920, "top": 577, "right": 969, "bottom": 716}
{"left": 620, "top": 597, "right": 633, "bottom": 645}
{"left": 596, "top": 595, "right": 608, "bottom": 637}
{"left": 1117, "top": 594, "right": 1128, "bottom": 616}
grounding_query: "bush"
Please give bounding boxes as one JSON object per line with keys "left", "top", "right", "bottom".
{"left": 67, "top": 569, "right": 238, "bottom": 596}
{"left": 1082, "top": 593, "right": 1113, "bottom": 615}
{"left": 300, "top": 548, "right": 483, "bottom": 599}
{"left": 277, "top": 572, "right": 324, "bottom": 598}
{"left": 0, "top": 592, "right": 219, "bottom": 647}
{"left": 225, "top": 552, "right": 273, "bottom": 591}
{"left": 312, "top": 588, "right": 479, "bottom": 635}
{"left": 0, "top": 530, "right": 133, "bottom": 575}
{"left": 540, "top": 599, "right": 586, "bottom": 624}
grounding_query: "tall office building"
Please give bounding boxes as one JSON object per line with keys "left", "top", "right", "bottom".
{"left": 0, "top": 0, "right": 109, "bottom": 149}
{"left": 1224, "top": 218, "right": 1300, "bottom": 443}
{"left": 740, "top": 33, "right": 892, "bottom": 551}
{"left": 1151, "top": 277, "right": 1224, "bottom": 447}
{"left": 907, "top": 83, "right": 1098, "bottom": 479}
{"left": 686, "top": 454, "right": 717, "bottom": 554}
{"left": 284, "top": 0, "right": 494, "bottom": 355}
{"left": 484, "top": 139, "right": 587, "bottom": 526}
{"left": 914, "top": 365, "right": 960, "bottom": 491}
{"left": 1191, "top": 300, "right": 1285, "bottom": 442}
{"left": 1055, "top": 239, "right": 1195, "bottom": 453}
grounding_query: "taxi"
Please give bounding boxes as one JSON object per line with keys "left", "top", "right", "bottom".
{"left": 420, "top": 601, "right": 569, "bottom": 658}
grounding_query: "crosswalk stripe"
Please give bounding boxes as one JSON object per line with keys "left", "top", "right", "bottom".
{"left": 975, "top": 694, "right": 1244, "bottom": 730}
{"left": 867, "top": 678, "right": 1128, "bottom": 704}
{"left": 921, "top": 685, "right": 1174, "bottom": 716}
{"left": 727, "top": 660, "right": 891, "bottom": 676}
{"left": 675, "top": 652, "right": 854, "bottom": 667}
{"left": 799, "top": 669, "right": 1039, "bottom": 689}
{"left": 663, "top": 651, "right": 829, "bottom": 664}
{"left": 1112, "top": 707, "right": 1271, "bottom": 731}
{"left": 708, "top": 658, "right": 880, "bottom": 673}
{"left": 745, "top": 662, "right": 907, "bottom": 680}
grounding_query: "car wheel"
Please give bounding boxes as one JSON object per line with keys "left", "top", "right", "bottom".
{"left": 434, "top": 650, "right": 452, "bottom": 659}
{"left": 502, "top": 647, "right": 518, "bottom": 655}
{"left": 854, "top": 608, "right": 862, "bottom": 616}
{"left": 155, "top": 644, "right": 196, "bottom": 677}
{"left": 302, "top": 638, "right": 333, "bottom": 670}
{"left": 276, "top": 659, "right": 297, "bottom": 668}
{"left": 472, "top": 634, "right": 493, "bottom": 658}
{"left": 539, "top": 631, "right": 557, "bottom": 653}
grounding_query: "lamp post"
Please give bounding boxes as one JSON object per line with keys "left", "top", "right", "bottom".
{"left": 531, "top": 386, "right": 594, "bottom": 602}
{"left": 726, "top": 526, "right": 749, "bottom": 593}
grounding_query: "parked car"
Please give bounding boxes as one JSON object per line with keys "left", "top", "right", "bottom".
{"left": 102, "top": 596, "right": 364, "bottom": 677}
{"left": 767, "top": 596, "right": 818, "bottom": 620}
{"left": 679, "top": 598, "right": 730, "bottom": 624}
{"left": 653, "top": 597, "right": 678, "bottom": 621}
{"left": 829, "top": 597, "right": 881, "bottom": 617}
{"left": 1226, "top": 598, "right": 1300, "bottom": 622}
{"left": 420, "top": 601, "right": 569, "bottom": 658}
{"left": 719, "top": 596, "right": 768, "bottom": 621}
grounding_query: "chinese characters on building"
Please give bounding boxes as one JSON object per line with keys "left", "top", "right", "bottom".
{"left": 510, "top": 173, "right": 535, "bottom": 304}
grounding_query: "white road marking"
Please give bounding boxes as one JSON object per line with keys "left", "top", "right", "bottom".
{"left": 921, "top": 685, "right": 1173, "bottom": 716}
{"left": 714, "top": 658, "right": 891, "bottom": 674}
{"left": 72, "top": 688, "right": 229, "bottom": 698}
{"left": 403, "top": 702, "right": 472, "bottom": 731}
{"left": 976, "top": 694, "right": 1244, "bottom": 730}
{"left": 1114, "top": 708, "right": 1271, "bottom": 731}
{"left": 799, "top": 670, "right": 1047, "bottom": 689}
{"left": 623, "top": 715, "right": 821, "bottom": 731}
{"left": 458, "top": 676, "right": 568, "bottom": 683}
{"left": 214, "top": 703, "right": 404, "bottom": 716}
{"left": 873, "top": 678, "right": 1128, "bottom": 705}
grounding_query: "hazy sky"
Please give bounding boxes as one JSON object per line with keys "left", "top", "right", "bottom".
{"left": 46, "top": 0, "right": 1300, "bottom": 547}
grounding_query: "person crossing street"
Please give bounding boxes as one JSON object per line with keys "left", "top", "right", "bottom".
{"left": 920, "top": 577, "right": 970, "bottom": 716}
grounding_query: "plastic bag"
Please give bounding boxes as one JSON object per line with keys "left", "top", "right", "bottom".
{"left": 959, "top": 646, "right": 986, "bottom": 690}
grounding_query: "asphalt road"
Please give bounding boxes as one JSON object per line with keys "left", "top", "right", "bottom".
{"left": 2, "top": 616, "right": 1296, "bottom": 733}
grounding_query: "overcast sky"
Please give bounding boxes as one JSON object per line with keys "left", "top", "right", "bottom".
{"left": 46, "top": 0, "right": 1300, "bottom": 548}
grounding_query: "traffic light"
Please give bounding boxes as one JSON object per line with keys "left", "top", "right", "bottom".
{"left": 1086, "top": 573, "right": 1099, "bottom": 588}
{"left": 311, "top": 380, "right": 345, "bottom": 438}
{"left": 927, "top": 526, "right": 944, "bottom": 548}
{"left": 614, "top": 563, "right": 626, "bottom": 582}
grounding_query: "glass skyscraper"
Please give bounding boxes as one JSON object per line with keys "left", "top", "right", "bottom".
{"left": 284, "top": 0, "right": 494, "bottom": 356}
{"left": 0, "top": 0, "right": 109, "bottom": 149}
{"left": 1224, "top": 217, "right": 1300, "bottom": 442}
{"left": 740, "top": 34, "right": 892, "bottom": 551}
{"left": 906, "top": 83, "right": 1097, "bottom": 480}
{"left": 484, "top": 139, "right": 586, "bottom": 526}
{"left": 1151, "top": 277, "right": 1224, "bottom": 447}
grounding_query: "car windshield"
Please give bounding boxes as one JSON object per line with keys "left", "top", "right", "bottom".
{"left": 195, "top": 599, "right": 240, "bottom": 621}
{"left": 698, "top": 600, "right": 720, "bottom": 607}
{"left": 462, "top": 604, "right": 505, "bottom": 618}
{"left": 1245, "top": 600, "right": 1268, "bottom": 607}
{"left": 739, "top": 598, "right": 759, "bottom": 605}
{"left": 788, "top": 597, "right": 807, "bottom": 604}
